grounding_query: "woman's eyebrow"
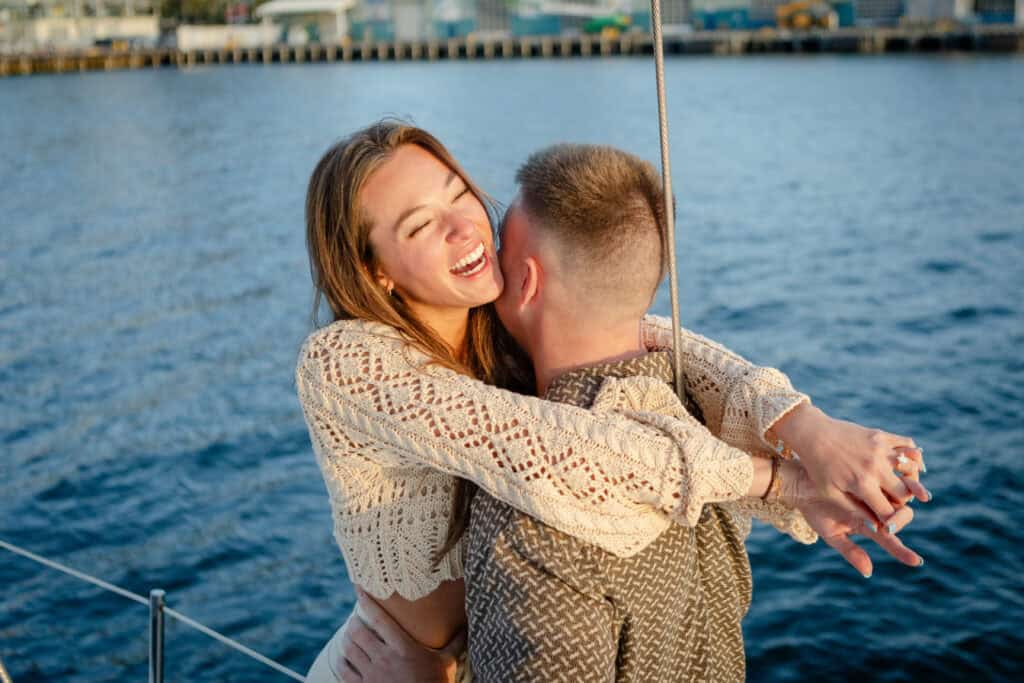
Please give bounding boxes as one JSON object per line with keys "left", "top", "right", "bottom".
{"left": 391, "top": 172, "right": 458, "bottom": 232}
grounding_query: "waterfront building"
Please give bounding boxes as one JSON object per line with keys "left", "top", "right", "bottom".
{"left": 254, "top": 0, "right": 353, "bottom": 45}
{"left": 433, "top": 0, "right": 474, "bottom": 37}
{"left": 690, "top": 0, "right": 752, "bottom": 29}
{"left": 346, "top": 1, "right": 479, "bottom": 41}
{"left": 476, "top": 0, "right": 512, "bottom": 33}
{"left": 748, "top": 0, "right": 854, "bottom": 27}
{"left": 0, "top": 0, "right": 158, "bottom": 51}
{"left": 853, "top": 0, "right": 902, "bottom": 24}
{"left": 974, "top": 0, "right": 1020, "bottom": 23}
{"left": 904, "top": 0, "right": 971, "bottom": 22}
{"left": 511, "top": 1, "right": 641, "bottom": 36}
{"left": 350, "top": 0, "right": 392, "bottom": 39}
{"left": 624, "top": 0, "right": 690, "bottom": 30}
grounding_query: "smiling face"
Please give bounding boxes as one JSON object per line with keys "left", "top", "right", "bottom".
{"left": 362, "top": 144, "right": 504, "bottom": 329}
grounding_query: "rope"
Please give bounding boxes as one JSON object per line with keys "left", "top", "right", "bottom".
{"left": 0, "top": 538, "right": 305, "bottom": 682}
{"left": 649, "top": 0, "right": 686, "bottom": 400}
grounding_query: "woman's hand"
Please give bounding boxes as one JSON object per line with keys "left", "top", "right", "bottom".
{"left": 778, "top": 461, "right": 924, "bottom": 578}
{"left": 336, "top": 588, "right": 465, "bottom": 683}
{"left": 770, "top": 403, "right": 930, "bottom": 527}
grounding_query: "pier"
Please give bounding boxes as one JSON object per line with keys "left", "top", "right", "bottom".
{"left": 2, "top": 25, "right": 1022, "bottom": 78}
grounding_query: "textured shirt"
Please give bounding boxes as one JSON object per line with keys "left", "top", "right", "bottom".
{"left": 465, "top": 352, "right": 756, "bottom": 682}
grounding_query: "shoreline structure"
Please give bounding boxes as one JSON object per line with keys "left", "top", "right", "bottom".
{"left": 2, "top": 24, "right": 1022, "bottom": 77}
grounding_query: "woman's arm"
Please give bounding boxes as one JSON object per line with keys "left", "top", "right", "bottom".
{"left": 333, "top": 589, "right": 466, "bottom": 683}
{"left": 296, "top": 322, "right": 758, "bottom": 564}
{"left": 641, "top": 316, "right": 930, "bottom": 525}
{"left": 640, "top": 314, "right": 810, "bottom": 455}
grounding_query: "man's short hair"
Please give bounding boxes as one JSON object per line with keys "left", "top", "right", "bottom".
{"left": 515, "top": 143, "right": 668, "bottom": 320}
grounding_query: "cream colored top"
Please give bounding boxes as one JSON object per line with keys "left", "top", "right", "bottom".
{"left": 295, "top": 315, "right": 814, "bottom": 601}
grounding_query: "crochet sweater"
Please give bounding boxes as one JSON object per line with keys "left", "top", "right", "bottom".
{"left": 295, "top": 315, "right": 813, "bottom": 601}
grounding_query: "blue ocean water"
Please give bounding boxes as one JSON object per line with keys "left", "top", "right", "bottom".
{"left": 1, "top": 55, "right": 1022, "bottom": 681}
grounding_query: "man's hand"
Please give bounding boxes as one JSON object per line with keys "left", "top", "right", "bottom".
{"left": 771, "top": 403, "right": 930, "bottom": 527}
{"left": 779, "top": 461, "right": 924, "bottom": 578}
{"left": 336, "top": 588, "right": 465, "bottom": 683}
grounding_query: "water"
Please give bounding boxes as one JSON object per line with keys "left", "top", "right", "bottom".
{"left": 2, "top": 55, "right": 1023, "bottom": 681}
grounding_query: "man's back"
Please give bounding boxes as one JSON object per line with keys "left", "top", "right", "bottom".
{"left": 464, "top": 352, "right": 752, "bottom": 682}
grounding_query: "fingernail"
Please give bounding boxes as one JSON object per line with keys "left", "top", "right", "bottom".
{"left": 866, "top": 520, "right": 877, "bottom": 533}
{"left": 921, "top": 461, "right": 927, "bottom": 474}
{"left": 909, "top": 496, "right": 916, "bottom": 503}
{"left": 918, "top": 558, "right": 925, "bottom": 567}
{"left": 863, "top": 571, "right": 872, "bottom": 579}
{"left": 888, "top": 523, "right": 897, "bottom": 534}
{"left": 897, "top": 454, "right": 910, "bottom": 465}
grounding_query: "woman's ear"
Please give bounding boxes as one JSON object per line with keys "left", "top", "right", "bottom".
{"left": 373, "top": 266, "right": 395, "bottom": 296}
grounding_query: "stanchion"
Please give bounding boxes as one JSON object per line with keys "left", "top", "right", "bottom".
{"left": 149, "top": 589, "right": 165, "bottom": 683}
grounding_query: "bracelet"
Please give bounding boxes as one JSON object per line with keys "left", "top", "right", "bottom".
{"left": 764, "top": 426, "right": 797, "bottom": 459}
{"left": 761, "top": 457, "right": 780, "bottom": 501}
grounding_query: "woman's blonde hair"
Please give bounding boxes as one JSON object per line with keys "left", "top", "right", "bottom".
{"left": 305, "top": 119, "right": 530, "bottom": 561}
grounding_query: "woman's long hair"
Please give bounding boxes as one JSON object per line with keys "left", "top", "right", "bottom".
{"left": 305, "top": 119, "right": 532, "bottom": 563}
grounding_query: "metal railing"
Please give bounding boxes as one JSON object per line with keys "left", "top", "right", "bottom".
{"left": 0, "top": 538, "right": 306, "bottom": 682}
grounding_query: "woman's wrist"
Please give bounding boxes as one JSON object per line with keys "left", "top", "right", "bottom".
{"left": 776, "top": 460, "right": 815, "bottom": 509}
{"left": 766, "top": 401, "right": 829, "bottom": 458}
{"left": 746, "top": 456, "right": 776, "bottom": 499}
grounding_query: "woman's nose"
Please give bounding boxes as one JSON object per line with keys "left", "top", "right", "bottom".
{"left": 444, "top": 211, "right": 477, "bottom": 243}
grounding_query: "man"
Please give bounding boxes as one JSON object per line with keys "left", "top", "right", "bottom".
{"left": 462, "top": 143, "right": 818, "bottom": 682}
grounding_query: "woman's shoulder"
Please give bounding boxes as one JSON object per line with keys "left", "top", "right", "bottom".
{"left": 296, "top": 318, "right": 428, "bottom": 379}
{"left": 300, "top": 318, "right": 403, "bottom": 355}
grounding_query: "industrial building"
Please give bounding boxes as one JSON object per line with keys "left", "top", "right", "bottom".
{"left": 0, "top": 0, "right": 159, "bottom": 52}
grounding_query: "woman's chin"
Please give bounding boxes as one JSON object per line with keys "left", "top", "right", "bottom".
{"left": 449, "top": 256, "right": 503, "bottom": 305}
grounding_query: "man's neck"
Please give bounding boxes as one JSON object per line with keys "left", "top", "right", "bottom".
{"left": 527, "top": 313, "right": 646, "bottom": 396}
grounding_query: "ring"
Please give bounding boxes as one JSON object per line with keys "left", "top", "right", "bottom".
{"left": 890, "top": 450, "right": 918, "bottom": 477}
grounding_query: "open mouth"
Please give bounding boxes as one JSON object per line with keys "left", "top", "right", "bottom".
{"left": 449, "top": 243, "right": 488, "bottom": 277}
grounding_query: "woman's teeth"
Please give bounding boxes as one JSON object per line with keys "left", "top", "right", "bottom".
{"left": 450, "top": 244, "right": 487, "bottom": 276}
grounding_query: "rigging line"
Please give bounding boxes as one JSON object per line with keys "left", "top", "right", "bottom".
{"left": 0, "top": 538, "right": 149, "bottom": 607}
{"left": 0, "top": 538, "right": 306, "bottom": 682}
{"left": 649, "top": 0, "right": 686, "bottom": 401}
{"left": 163, "top": 606, "right": 306, "bottom": 682}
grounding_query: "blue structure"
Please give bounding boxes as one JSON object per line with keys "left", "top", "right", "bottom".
{"left": 350, "top": 19, "right": 394, "bottom": 41}
{"left": 511, "top": 14, "right": 562, "bottom": 36}
{"left": 693, "top": 8, "right": 751, "bottom": 29}
{"left": 434, "top": 18, "right": 475, "bottom": 38}
{"left": 833, "top": 1, "right": 856, "bottom": 26}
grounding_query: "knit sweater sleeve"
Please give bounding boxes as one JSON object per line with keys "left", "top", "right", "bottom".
{"left": 589, "top": 376, "right": 818, "bottom": 545}
{"left": 640, "top": 315, "right": 810, "bottom": 456}
{"left": 295, "top": 320, "right": 757, "bottom": 597}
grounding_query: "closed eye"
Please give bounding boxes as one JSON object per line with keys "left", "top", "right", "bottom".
{"left": 409, "top": 220, "right": 430, "bottom": 237}
{"left": 453, "top": 186, "right": 470, "bottom": 201}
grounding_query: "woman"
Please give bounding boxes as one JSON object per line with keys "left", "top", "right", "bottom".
{"left": 296, "top": 120, "right": 928, "bottom": 681}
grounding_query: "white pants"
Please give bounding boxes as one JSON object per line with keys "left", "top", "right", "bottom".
{"left": 306, "top": 608, "right": 361, "bottom": 683}
{"left": 306, "top": 604, "right": 472, "bottom": 683}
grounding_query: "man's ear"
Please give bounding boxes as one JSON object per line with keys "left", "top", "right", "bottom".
{"left": 518, "top": 256, "right": 541, "bottom": 312}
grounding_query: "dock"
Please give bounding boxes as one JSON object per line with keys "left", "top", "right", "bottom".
{"left": 2, "top": 24, "right": 1022, "bottom": 78}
